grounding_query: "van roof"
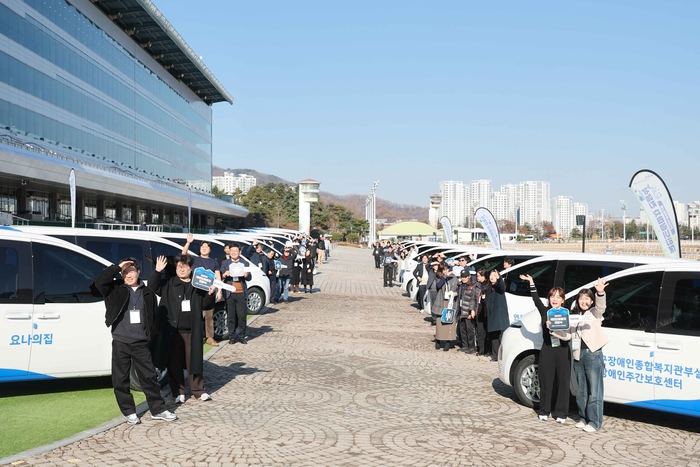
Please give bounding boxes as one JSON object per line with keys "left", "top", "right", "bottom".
{"left": 2, "top": 229, "right": 111, "bottom": 266}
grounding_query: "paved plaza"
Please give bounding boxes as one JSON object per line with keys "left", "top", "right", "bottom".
{"left": 7, "top": 246, "right": 700, "bottom": 467}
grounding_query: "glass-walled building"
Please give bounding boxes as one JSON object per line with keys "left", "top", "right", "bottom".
{"left": 0, "top": 0, "right": 247, "bottom": 225}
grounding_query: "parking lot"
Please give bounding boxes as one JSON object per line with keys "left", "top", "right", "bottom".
{"left": 6, "top": 246, "right": 700, "bottom": 467}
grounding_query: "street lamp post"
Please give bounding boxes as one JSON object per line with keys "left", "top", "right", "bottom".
{"left": 367, "top": 181, "right": 379, "bottom": 246}
{"left": 620, "top": 200, "right": 627, "bottom": 243}
{"left": 600, "top": 205, "right": 605, "bottom": 242}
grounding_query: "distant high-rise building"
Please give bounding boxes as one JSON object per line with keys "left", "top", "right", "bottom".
{"left": 553, "top": 196, "right": 574, "bottom": 238}
{"left": 674, "top": 200, "right": 688, "bottom": 226}
{"left": 213, "top": 172, "right": 257, "bottom": 195}
{"left": 467, "top": 179, "right": 492, "bottom": 227}
{"left": 574, "top": 203, "right": 588, "bottom": 219}
{"left": 519, "top": 181, "right": 551, "bottom": 226}
{"left": 439, "top": 181, "right": 467, "bottom": 227}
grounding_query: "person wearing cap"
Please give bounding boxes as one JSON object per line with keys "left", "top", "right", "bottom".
{"left": 454, "top": 268, "right": 478, "bottom": 354}
{"left": 316, "top": 235, "right": 325, "bottom": 265}
{"left": 382, "top": 246, "right": 398, "bottom": 287}
{"left": 220, "top": 244, "right": 253, "bottom": 344}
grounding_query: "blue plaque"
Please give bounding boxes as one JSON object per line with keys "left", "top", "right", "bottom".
{"left": 192, "top": 267, "right": 215, "bottom": 291}
{"left": 547, "top": 307, "right": 570, "bottom": 331}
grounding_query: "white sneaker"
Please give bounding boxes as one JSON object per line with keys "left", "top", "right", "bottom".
{"left": 199, "top": 393, "right": 212, "bottom": 401}
{"left": 538, "top": 415, "right": 548, "bottom": 421}
{"left": 151, "top": 410, "right": 178, "bottom": 421}
{"left": 175, "top": 395, "right": 186, "bottom": 404}
{"left": 555, "top": 418, "right": 566, "bottom": 424}
{"left": 125, "top": 413, "right": 140, "bottom": 425}
{"left": 575, "top": 421, "right": 586, "bottom": 429}
{"left": 583, "top": 424, "right": 597, "bottom": 433}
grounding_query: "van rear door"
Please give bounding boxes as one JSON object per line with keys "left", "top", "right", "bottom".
{"left": 29, "top": 242, "right": 110, "bottom": 378}
{"left": 0, "top": 240, "right": 33, "bottom": 381}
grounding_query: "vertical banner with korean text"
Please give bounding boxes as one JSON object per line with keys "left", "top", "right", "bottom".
{"left": 474, "top": 207, "right": 502, "bottom": 250}
{"left": 69, "top": 168, "right": 76, "bottom": 228}
{"left": 439, "top": 216, "right": 453, "bottom": 244}
{"left": 629, "top": 169, "right": 681, "bottom": 258}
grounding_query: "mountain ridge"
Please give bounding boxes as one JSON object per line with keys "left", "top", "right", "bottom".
{"left": 214, "top": 167, "right": 428, "bottom": 222}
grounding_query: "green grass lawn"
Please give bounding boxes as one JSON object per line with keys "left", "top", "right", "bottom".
{"left": 0, "top": 377, "right": 146, "bottom": 458}
{"left": 1, "top": 341, "right": 221, "bottom": 459}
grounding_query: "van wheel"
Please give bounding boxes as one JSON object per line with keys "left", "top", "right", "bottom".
{"left": 213, "top": 302, "right": 229, "bottom": 341}
{"left": 514, "top": 354, "right": 539, "bottom": 408}
{"left": 246, "top": 287, "right": 265, "bottom": 314}
{"left": 129, "top": 366, "right": 167, "bottom": 392}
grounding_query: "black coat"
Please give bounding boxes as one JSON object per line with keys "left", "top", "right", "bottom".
{"left": 485, "top": 278, "right": 510, "bottom": 332}
{"left": 301, "top": 257, "right": 314, "bottom": 286}
{"left": 147, "top": 271, "right": 215, "bottom": 375}
{"left": 95, "top": 264, "right": 158, "bottom": 336}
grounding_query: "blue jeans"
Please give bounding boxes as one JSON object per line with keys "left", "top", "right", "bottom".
{"left": 276, "top": 277, "right": 290, "bottom": 302}
{"left": 574, "top": 348, "right": 605, "bottom": 429}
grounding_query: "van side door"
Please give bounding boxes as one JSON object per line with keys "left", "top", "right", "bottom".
{"left": 599, "top": 271, "right": 663, "bottom": 405}
{"left": 0, "top": 240, "right": 33, "bottom": 381}
{"left": 654, "top": 272, "right": 700, "bottom": 416}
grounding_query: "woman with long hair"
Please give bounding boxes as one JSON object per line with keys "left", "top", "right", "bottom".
{"left": 475, "top": 269, "right": 488, "bottom": 356}
{"left": 300, "top": 249, "right": 315, "bottom": 293}
{"left": 520, "top": 274, "right": 572, "bottom": 423}
{"left": 571, "top": 279, "right": 608, "bottom": 432}
{"left": 485, "top": 269, "right": 509, "bottom": 361}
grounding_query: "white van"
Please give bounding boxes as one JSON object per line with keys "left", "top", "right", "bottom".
{"left": 0, "top": 228, "right": 113, "bottom": 382}
{"left": 17, "top": 226, "right": 186, "bottom": 280}
{"left": 499, "top": 253, "right": 681, "bottom": 323}
{"left": 499, "top": 261, "right": 700, "bottom": 418}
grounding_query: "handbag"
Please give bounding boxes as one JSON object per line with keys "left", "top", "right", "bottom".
{"left": 441, "top": 296, "right": 455, "bottom": 324}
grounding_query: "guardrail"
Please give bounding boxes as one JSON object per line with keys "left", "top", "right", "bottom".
{"left": 94, "top": 223, "right": 163, "bottom": 232}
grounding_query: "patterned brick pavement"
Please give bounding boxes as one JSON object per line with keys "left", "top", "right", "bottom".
{"left": 7, "top": 246, "right": 700, "bottom": 466}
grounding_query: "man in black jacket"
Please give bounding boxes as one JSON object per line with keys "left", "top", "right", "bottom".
{"left": 94, "top": 258, "right": 177, "bottom": 425}
{"left": 372, "top": 242, "right": 382, "bottom": 268}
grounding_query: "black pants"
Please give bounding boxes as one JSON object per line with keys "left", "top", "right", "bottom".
{"left": 457, "top": 318, "right": 476, "bottom": 348}
{"left": 417, "top": 285, "right": 427, "bottom": 310}
{"left": 383, "top": 266, "right": 393, "bottom": 285}
{"left": 489, "top": 330, "right": 502, "bottom": 360}
{"left": 111, "top": 339, "right": 166, "bottom": 416}
{"left": 537, "top": 343, "right": 572, "bottom": 419}
{"left": 268, "top": 276, "right": 277, "bottom": 304}
{"left": 374, "top": 256, "right": 381, "bottom": 268}
{"left": 226, "top": 293, "right": 247, "bottom": 337}
{"left": 167, "top": 331, "right": 206, "bottom": 398}
{"left": 476, "top": 317, "right": 487, "bottom": 353}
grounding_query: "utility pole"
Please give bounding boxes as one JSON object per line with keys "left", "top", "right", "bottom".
{"left": 600, "top": 205, "right": 605, "bottom": 242}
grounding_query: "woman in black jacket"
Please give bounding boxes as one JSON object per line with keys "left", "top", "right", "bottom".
{"left": 148, "top": 255, "right": 216, "bottom": 403}
{"left": 520, "top": 273, "right": 571, "bottom": 423}
{"left": 300, "top": 250, "right": 315, "bottom": 293}
{"left": 475, "top": 269, "right": 488, "bottom": 356}
{"left": 484, "top": 269, "right": 509, "bottom": 361}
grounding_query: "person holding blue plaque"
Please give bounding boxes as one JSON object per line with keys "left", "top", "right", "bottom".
{"left": 520, "top": 274, "right": 571, "bottom": 424}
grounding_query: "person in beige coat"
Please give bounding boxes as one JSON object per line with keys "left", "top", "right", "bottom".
{"left": 570, "top": 278, "right": 608, "bottom": 433}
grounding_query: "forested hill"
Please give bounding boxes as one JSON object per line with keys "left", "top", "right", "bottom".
{"left": 214, "top": 167, "right": 428, "bottom": 222}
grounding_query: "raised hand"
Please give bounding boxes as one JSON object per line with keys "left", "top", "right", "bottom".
{"left": 186, "top": 233, "right": 194, "bottom": 244}
{"left": 519, "top": 274, "right": 534, "bottom": 285}
{"left": 594, "top": 278, "right": 608, "bottom": 294}
{"left": 155, "top": 255, "right": 168, "bottom": 273}
{"left": 118, "top": 260, "right": 133, "bottom": 270}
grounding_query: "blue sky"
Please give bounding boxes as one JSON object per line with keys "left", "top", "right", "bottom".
{"left": 157, "top": 0, "right": 700, "bottom": 217}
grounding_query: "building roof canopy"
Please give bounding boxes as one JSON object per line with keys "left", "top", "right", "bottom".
{"left": 92, "top": 0, "right": 233, "bottom": 104}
